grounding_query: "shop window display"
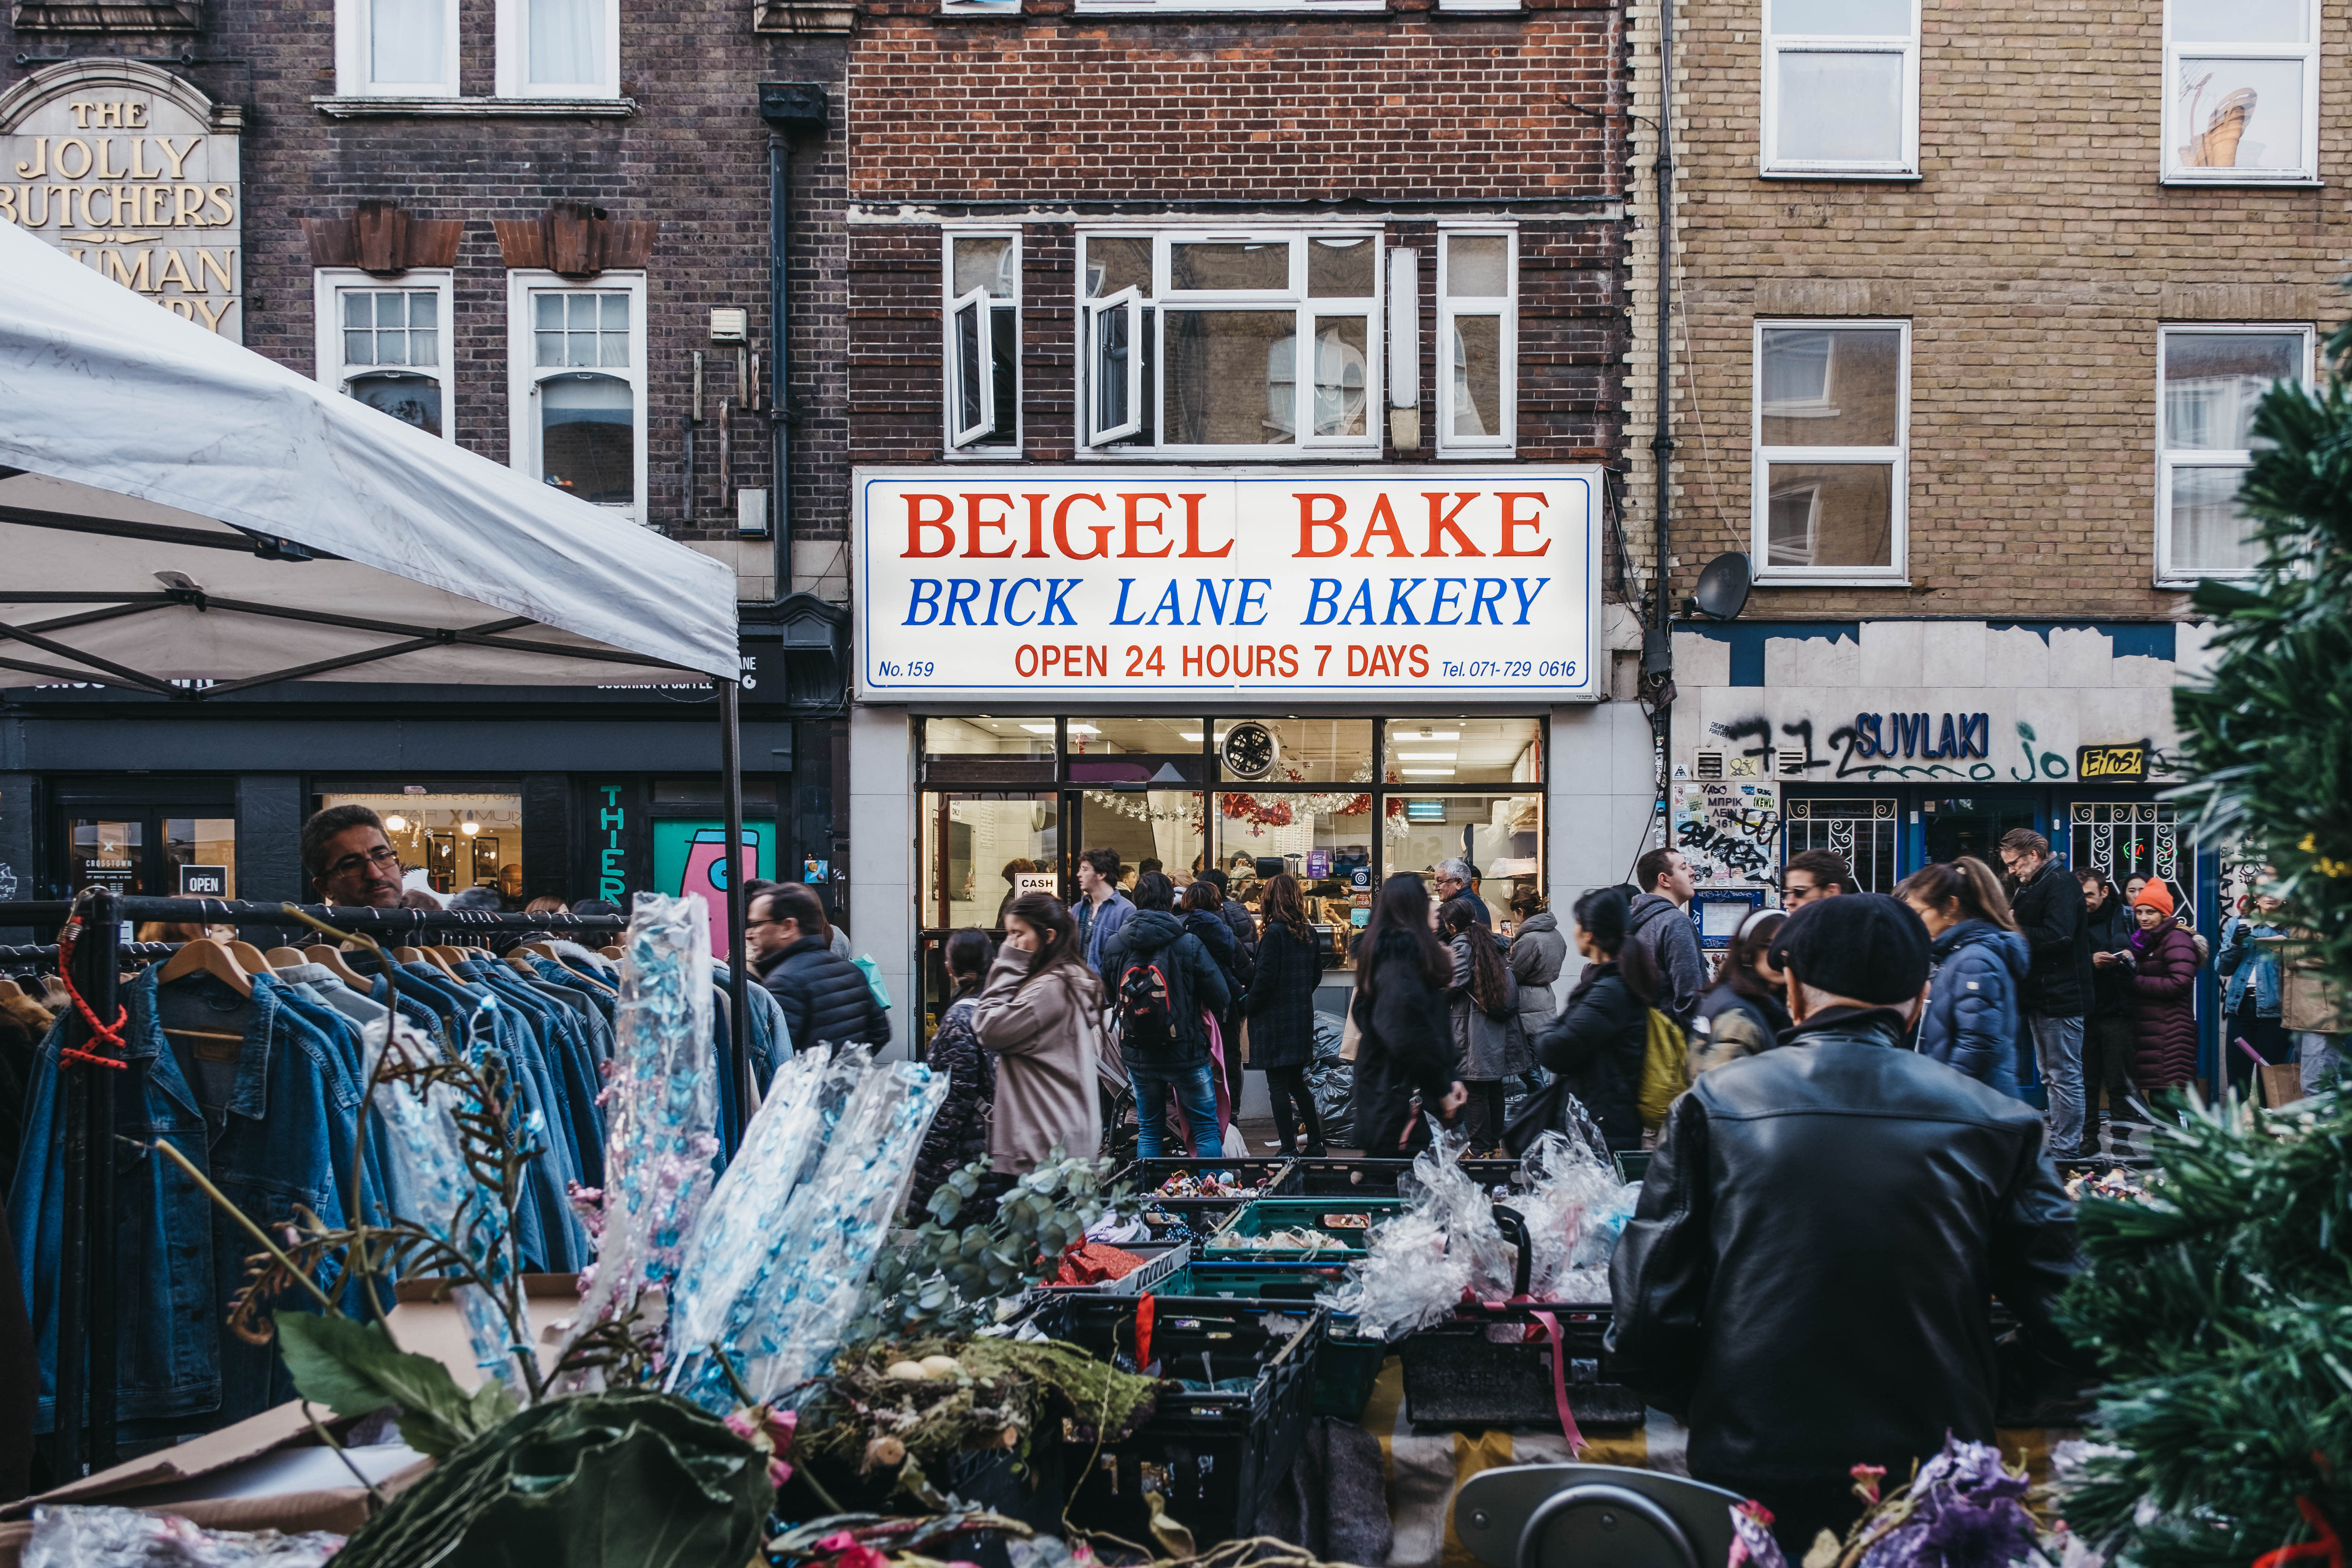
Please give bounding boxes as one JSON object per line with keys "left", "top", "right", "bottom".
{"left": 1388, "top": 792, "right": 1544, "bottom": 928}
{"left": 319, "top": 789, "right": 522, "bottom": 900}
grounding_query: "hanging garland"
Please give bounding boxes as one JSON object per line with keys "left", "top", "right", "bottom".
{"left": 1081, "top": 790, "right": 1204, "bottom": 827}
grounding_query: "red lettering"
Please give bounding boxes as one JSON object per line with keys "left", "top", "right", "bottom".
{"left": 1279, "top": 645, "right": 1299, "bottom": 678}
{"left": 1121, "top": 492, "right": 1174, "bottom": 558}
{"left": 1347, "top": 645, "right": 1368, "bottom": 677}
{"left": 1314, "top": 645, "right": 1332, "bottom": 676}
{"left": 1066, "top": 644, "right": 1087, "bottom": 675}
{"left": 1255, "top": 645, "right": 1277, "bottom": 677}
{"left": 965, "top": 493, "right": 1017, "bottom": 557}
{"left": 1497, "top": 492, "right": 1549, "bottom": 556}
{"left": 905, "top": 494, "right": 956, "bottom": 557}
{"left": 1021, "top": 494, "right": 1051, "bottom": 558}
{"left": 1040, "top": 645, "right": 1063, "bottom": 676}
{"left": 1351, "top": 493, "right": 1411, "bottom": 557}
{"left": 1178, "top": 493, "right": 1231, "bottom": 557}
{"left": 1182, "top": 645, "right": 1204, "bottom": 677}
{"left": 1409, "top": 645, "right": 1430, "bottom": 677}
{"left": 1423, "top": 491, "right": 1485, "bottom": 556}
{"left": 1086, "top": 644, "right": 1107, "bottom": 677}
{"left": 1205, "top": 644, "right": 1230, "bottom": 678}
{"left": 1015, "top": 644, "right": 1040, "bottom": 677}
{"left": 1053, "top": 493, "right": 1112, "bottom": 559}
{"left": 1297, "top": 493, "right": 1349, "bottom": 557}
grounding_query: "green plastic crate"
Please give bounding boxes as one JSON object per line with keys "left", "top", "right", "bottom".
{"left": 1128, "top": 1265, "right": 1385, "bottom": 1421}
{"left": 1199, "top": 1196, "right": 1406, "bottom": 1261}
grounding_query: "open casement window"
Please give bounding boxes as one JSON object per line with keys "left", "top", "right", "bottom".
{"left": 508, "top": 271, "right": 647, "bottom": 524}
{"left": 1437, "top": 230, "right": 1516, "bottom": 454}
{"left": 495, "top": 0, "right": 620, "bottom": 97}
{"left": 2156, "top": 324, "right": 2312, "bottom": 584}
{"left": 2162, "top": 0, "right": 2319, "bottom": 182}
{"left": 1750, "top": 320, "right": 1909, "bottom": 583}
{"left": 1762, "top": 0, "right": 1920, "bottom": 176}
{"left": 943, "top": 234, "right": 1018, "bottom": 452}
{"left": 313, "top": 270, "right": 456, "bottom": 442}
{"left": 334, "top": 0, "right": 461, "bottom": 95}
{"left": 1076, "top": 230, "right": 1380, "bottom": 456}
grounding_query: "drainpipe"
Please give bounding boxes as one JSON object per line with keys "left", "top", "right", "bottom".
{"left": 758, "top": 82, "right": 831, "bottom": 602}
{"left": 1642, "top": 0, "right": 1677, "bottom": 695}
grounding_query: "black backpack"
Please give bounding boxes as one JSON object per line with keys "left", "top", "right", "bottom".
{"left": 1118, "top": 954, "right": 1178, "bottom": 1050}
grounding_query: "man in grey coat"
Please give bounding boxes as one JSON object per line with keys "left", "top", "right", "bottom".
{"left": 1628, "top": 847, "right": 1706, "bottom": 1030}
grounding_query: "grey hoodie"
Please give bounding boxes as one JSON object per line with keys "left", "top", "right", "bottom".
{"left": 1627, "top": 892, "right": 1706, "bottom": 1030}
{"left": 1508, "top": 911, "right": 1570, "bottom": 1041}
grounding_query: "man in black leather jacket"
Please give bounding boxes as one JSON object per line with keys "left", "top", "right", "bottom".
{"left": 1607, "top": 894, "right": 2082, "bottom": 1555}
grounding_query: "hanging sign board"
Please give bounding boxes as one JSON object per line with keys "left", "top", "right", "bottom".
{"left": 178, "top": 863, "right": 228, "bottom": 897}
{"left": 1012, "top": 870, "right": 1059, "bottom": 900}
{"left": 852, "top": 466, "right": 1601, "bottom": 702}
{"left": 0, "top": 61, "right": 245, "bottom": 339}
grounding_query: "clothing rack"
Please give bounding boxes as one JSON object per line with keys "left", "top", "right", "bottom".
{"left": 0, "top": 888, "right": 680, "bottom": 1483}
{"left": 0, "top": 942, "right": 184, "bottom": 972}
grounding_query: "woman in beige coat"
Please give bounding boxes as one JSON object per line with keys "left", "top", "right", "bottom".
{"left": 969, "top": 890, "right": 1106, "bottom": 1171}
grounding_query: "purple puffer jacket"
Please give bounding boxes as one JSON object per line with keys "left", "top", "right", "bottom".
{"left": 2127, "top": 924, "right": 2200, "bottom": 1089}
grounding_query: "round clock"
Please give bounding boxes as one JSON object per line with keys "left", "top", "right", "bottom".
{"left": 1220, "top": 721, "right": 1278, "bottom": 781}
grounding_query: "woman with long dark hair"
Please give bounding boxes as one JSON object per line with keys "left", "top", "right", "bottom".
{"left": 907, "top": 927, "right": 999, "bottom": 1214}
{"left": 968, "top": 891, "right": 1105, "bottom": 1171}
{"left": 1243, "top": 873, "right": 1329, "bottom": 1155}
{"left": 1526, "top": 887, "right": 1654, "bottom": 1152}
{"left": 1690, "top": 908, "right": 1791, "bottom": 1074}
{"left": 1349, "top": 873, "right": 1468, "bottom": 1153}
{"left": 1442, "top": 897, "right": 1525, "bottom": 1151}
{"left": 1179, "top": 876, "right": 1253, "bottom": 1119}
{"left": 1899, "top": 857, "right": 2027, "bottom": 1093}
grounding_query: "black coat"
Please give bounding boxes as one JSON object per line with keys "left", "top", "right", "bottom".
{"left": 1533, "top": 962, "right": 1648, "bottom": 1150}
{"left": 1350, "top": 929, "right": 1458, "bottom": 1155}
{"left": 757, "top": 935, "right": 892, "bottom": 1053}
{"left": 906, "top": 993, "right": 994, "bottom": 1216}
{"left": 1102, "top": 910, "right": 1229, "bottom": 1070}
{"left": 2010, "top": 859, "right": 2091, "bottom": 1018}
{"left": 1183, "top": 909, "right": 1249, "bottom": 1017}
{"left": 1243, "top": 922, "right": 1327, "bottom": 1069}
{"left": 2083, "top": 898, "right": 2135, "bottom": 1017}
{"left": 1608, "top": 1009, "right": 2084, "bottom": 1498}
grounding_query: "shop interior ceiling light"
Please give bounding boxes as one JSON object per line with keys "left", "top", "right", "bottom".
{"left": 1398, "top": 752, "right": 1458, "bottom": 761}
{"left": 385, "top": 815, "right": 408, "bottom": 832}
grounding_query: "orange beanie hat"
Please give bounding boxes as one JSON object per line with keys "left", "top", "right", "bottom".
{"left": 2133, "top": 879, "right": 2176, "bottom": 918}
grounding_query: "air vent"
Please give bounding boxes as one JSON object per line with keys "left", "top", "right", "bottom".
{"left": 1693, "top": 748, "right": 1726, "bottom": 781}
{"left": 1775, "top": 749, "right": 1808, "bottom": 779}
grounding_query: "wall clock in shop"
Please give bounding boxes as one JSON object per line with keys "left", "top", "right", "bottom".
{"left": 1220, "top": 721, "right": 1278, "bottom": 781}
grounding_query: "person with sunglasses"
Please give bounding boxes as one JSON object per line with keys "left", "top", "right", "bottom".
{"left": 300, "top": 804, "right": 409, "bottom": 908}
{"left": 1778, "top": 850, "right": 1854, "bottom": 909}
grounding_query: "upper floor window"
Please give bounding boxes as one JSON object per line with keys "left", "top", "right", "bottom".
{"left": 334, "top": 0, "right": 460, "bottom": 95}
{"left": 495, "top": 0, "right": 620, "bottom": 97}
{"left": 313, "top": 270, "right": 456, "bottom": 440}
{"left": 1761, "top": 0, "right": 1919, "bottom": 178}
{"left": 508, "top": 271, "right": 646, "bottom": 522}
{"left": 1438, "top": 229, "right": 1516, "bottom": 455}
{"left": 1751, "top": 320, "right": 1909, "bottom": 584}
{"left": 945, "top": 232, "right": 1020, "bottom": 453}
{"left": 1078, "top": 230, "right": 1384, "bottom": 457}
{"left": 2157, "top": 325, "right": 2311, "bottom": 584}
{"left": 2163, "top": 0, "right": 2318, "bottom": 182}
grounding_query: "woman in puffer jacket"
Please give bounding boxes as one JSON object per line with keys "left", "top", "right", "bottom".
{"left": 2126, "top": 878, "right": 2202, "bottom": 1092}
{"left": 905, "top": 927, "right": 997, "bottom": 1216}
{"left": 1898, "top": 858, "right": 2027, "bottom": 1095}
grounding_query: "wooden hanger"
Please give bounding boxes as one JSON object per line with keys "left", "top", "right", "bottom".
{"left": 264, "top": 947, "right": 308, "bottom": 970}
{"left": 302, "top": 945, "right": 372, "bottom": 991}
{"left": 600, "top": 945, "right": 624, "bottom": 962}
{"left": 0, "top": 976, "right": 24, "bottom": 1003}
{"left": 392, "top": 946, "right": 426, "bottom": 965}
{"left": 521, "top": 941, "right": 560, "bottom": 959}
{"left": 225, "top": 940, "right": 273, "bottom": 975}
{"left": 157, "top": 937, "right": 253, "bottom": 998}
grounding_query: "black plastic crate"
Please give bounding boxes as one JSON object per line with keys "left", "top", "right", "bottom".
{"left": 1138, "top": 1260, "right": 1382, "bottom": 1421}
{"left": 1290, "top": 1156, "right": 1526, "bottom": 1198}
{"left": 1033, "top": 1293, "right": 1326, "bottom": 1547}
{"left": 1397, "top": 1307, "right": 1644, "bottom": 1431}
{"left": 1122, "top": 1158, "right": 1300, "bottom": 1231}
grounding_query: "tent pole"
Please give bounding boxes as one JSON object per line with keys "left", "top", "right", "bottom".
{"left": 718, "top": 675, "right": 750, "bottom": 1148}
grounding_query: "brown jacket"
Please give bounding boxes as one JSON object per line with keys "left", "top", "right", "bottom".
{"left": 970, "top": 950, "right": 1106, "bottom": 1173}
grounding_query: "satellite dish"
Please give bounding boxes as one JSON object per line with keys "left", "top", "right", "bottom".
{"left": 1692, "top": 552, "right": 1753, "bottom": 621}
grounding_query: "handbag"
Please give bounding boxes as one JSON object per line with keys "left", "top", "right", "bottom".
{"left": 1501, "top": 1076, "right": 1568, "bottom": 1156}
{"left": 1236, "top": 1015, "right": 1253, "bottom": 1068}
{"left": 1339, "top": 998, "right": 1362, "bottom": 1063}
{"left": 850, "top": 952, "right": 892, "bottom": 1011}
{"left": 1635, "top": 1007, "right": 1692, "bottom": 1130}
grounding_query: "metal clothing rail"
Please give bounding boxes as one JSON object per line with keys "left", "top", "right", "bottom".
{"left": 0, "top": 887, "right": 727, "bottom": 1485}
{"left": 0, "top": 942, "right": 181, "bottom": 969}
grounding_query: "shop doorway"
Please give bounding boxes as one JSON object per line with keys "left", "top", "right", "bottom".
{"left": 64, "top": 810, "right": 237, "bottom": 900}
{"left": 1920, "top": 795, "right": 2041, "bottom": 867}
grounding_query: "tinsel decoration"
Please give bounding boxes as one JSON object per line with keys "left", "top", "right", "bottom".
{"left": 2055, "top": 1090, "right": 2352, "bottom": 1568}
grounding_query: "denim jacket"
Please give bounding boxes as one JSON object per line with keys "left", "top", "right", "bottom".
{"left": 2219, "top": 918, "right": 2285, "bottom": 1017}
{"left": 12, "top": 969, "right": 372, "bottom": 1433}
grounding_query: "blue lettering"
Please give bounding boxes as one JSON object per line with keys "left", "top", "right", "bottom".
{"left": 983, "top": 578, "right": 1006, "bottom": 625}
{"left": 1192, "top": 577, "right": 1233, "bottom": 625}
{"left": 1305, "top": 578, "right": 1342, "bottom": 626}
{"left": 1936, "top": 712, "right": 1958, "bottom": 758}
{"left": 1041, "top": 578, "right": 1080, "bottom": 626}
{"left": 1338, "top": 580, "right": 1378, "bottom": 626}
{"left": 905, "top": 579, "right": 943, "bottom": 626}
{"left": 1110, "top": 577, "right": 1145, "bottom": 626}
{"left": 1146, "top": 580, "right": 1186, "bottom": 626}
{"left": 1429, "top": 578, "right": 1465, "bottom": 625}
{"left": 1510, "top": 577, "right": 1547, "bottom": 625}
{"left": 1385, "top": 578, "right": 1426, "bottom": 625}
{"left": 1235, "top": 579, "right": 1270, "bottom": 626}
{"left": 944, "top": 578, "right": 984, "bottom": 625}
{"left": 1468, "top": 578, "right": 1509, "bottom": 625}
{"left": 1004, "top": 577, "right": 1042, "bottom": 626}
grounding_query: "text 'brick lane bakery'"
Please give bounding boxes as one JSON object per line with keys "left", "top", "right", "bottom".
{"left": 848, "top": 465, "right": 1603, "bottom": 1049}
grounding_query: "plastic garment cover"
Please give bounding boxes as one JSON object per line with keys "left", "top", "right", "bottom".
{"left": 1320, "top": 1126, "right": 1516, "bottom": 1340}
{"left": 23, "top": 1506, "right": 342, "bottom": 1568}
{"left": 557, "top": 893, "right": 718, "bottom": 1375}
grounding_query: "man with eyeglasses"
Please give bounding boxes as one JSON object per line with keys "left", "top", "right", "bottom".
{"left": 1778, "top": 850, "right": 1856, "bottom": 909}
{"left": 300, "top": 804, "right": 409, "bottom": 908}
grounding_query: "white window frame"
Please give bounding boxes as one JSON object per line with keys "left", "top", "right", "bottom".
{"left": 507, "top": 270, "right": 647, "bottom": 524}
{"left": 334, "top": 0, "right": 461, "bottom": 96}
{"left": 1750, "top": 317, "right": 1911, "bottom": 585}
{"left": 1074, "top": 227, "right": 1384, "bottom": 460}
{"left": 1074, "top": 0, "right": 1377, "bottom": 13}
{"left": 494, "top": 0, "right": 620, "bottom": 99}
{"left": 312, "top": 268, "right": 457, "bottom": 442}
{"left": 1761, "top": 0, "right": 1922, "bottom": 179}
{"left": 941, "top": 228, "right": 1021, "bottom": 456}
{"left": 2154, "top": 322, "right": 2313, "bottom": 586}
{"left": 2161, "top": 0, "right": 2321, "bottom": 184}
{"left": 1436, "top": 225, "right": 1517, "bottom": 456}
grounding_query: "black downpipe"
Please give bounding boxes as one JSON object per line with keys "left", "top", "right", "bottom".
{"left": 1649, "top": 0, "right": 1675, "bottom": 666}
{"left": 759, "top": 83, "right": 830, "bottom": 602}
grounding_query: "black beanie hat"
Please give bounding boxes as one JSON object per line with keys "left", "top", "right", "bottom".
{"left": 1768, "top": 892, "right": 1931, "bottom": 1005}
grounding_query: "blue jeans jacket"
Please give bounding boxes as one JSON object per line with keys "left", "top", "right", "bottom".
{"left": 12, "top": 969, "right": 373, "bottom": 1433}
{"left": 2219, "top": 919, "right": 2284, "bottom": 1016}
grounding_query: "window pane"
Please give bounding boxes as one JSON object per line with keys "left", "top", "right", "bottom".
{"left": 349, "top": 372, "right": 443, "bottom": 437}
{"left": 1764, "top": 462, "right": 1895, "bottom": 567}
{"left": 923, "top": 794, "right": 1059, "bottom": 932}
{"left": 536, "top": 331, "right": 565, "bottom": 367}
{"left": 528, "top": 0, "right": 603, "bottom": 83}
{"left": 1450, "top": 314, "right": 1503, "bottom": 438}
{"left": 1067, "top": 717, "right": 1207, "bottom": 782}
{"left": 1085, "top": 237, "right": 1152, "bottom": 299}
{"left": 2172, "top": 0, "right": 2305, "bottom": 43}
{"left": 954, "top": 236, "right": 1016, "bottom": 299}
{"left": 346, "top": 329, "right": 377, "bottom": 366}
{"left": 923, "top": 717, "right": 1057, "bottom": 760}
{"left": 541, "top": 373, "right": 634, "bottom": 505}
{"left": 1770, "top": 0, "right": 1909, "bottom": 33}
{"left": 1213, "top": 718, "right": 1372, "bottom": 785}
{"left": 1213, "top": 793, "right": 1371, "bottom": 971}
{"left": 1094, "top": 304, "right": 1131, "bottom": 433}
{"left": 1312, "top": 317, "right": 1369, "bottom": 438}
{"left": 1386, "top": 792, "right": 1545, "bottom": 926}
{"left": 2175, "top": 58, "right": 2305, "bottom": 170}
{"left": 1775, "top": 51, "right": 1906, "bottom": 162}
{"left": 409, "top": 328, "right": 439, "bottom": 367}
{"left": 1761, "top": 327, "right": 1902, "bottom": 446}
{"left": 373, "top": 292, "right": 407, "bottom": 328}
{"left": 568, "top": 328, "right": 599, "bottom": 368}
{"left": 1384, "top": 717, "right": 1542, "bottom": 786}
{"left": 954, "top": 303, "right": 987, "bottom": 433}
{"left": 377, "top": 326, "right": 410, "bottom": 366}
{"left": 1170, "top": 241, "right": 1289, "bottom": 292}
{"left": 2164, "top": 333, "right": 2299, "bottom": 449}
{"left": 371, "top": 0, "right": 444, "bottom": 84}
{"left": 599, "top": 293, "right": 628, "bottom": 330}
{"left": 346, "top": 293, "right": 374, "bottom": 329}
{"left": 983, "top": 307, "right": 1017, "bottom": 445}
{"left": 1167, "top": 310, "right": 1295, "bottom": 445}
{"left": 1447, "top": 236, "right": 1510, "bottom": 298}
{"left": 409, "top": 293, "right": 438, "bottom": 328}
{"left": 2170, "top": 465, "right": 2263, "bottom": 571}
{"left": 1308, "top": 236, "right": 1377, "bottom": 297}
{"left": 535, "top": 294, "right": 564, "bottom": 330}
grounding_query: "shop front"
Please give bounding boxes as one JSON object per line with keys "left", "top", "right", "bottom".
{"left": 846, "top": 464, "right": 1615, "bottom": 1055}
